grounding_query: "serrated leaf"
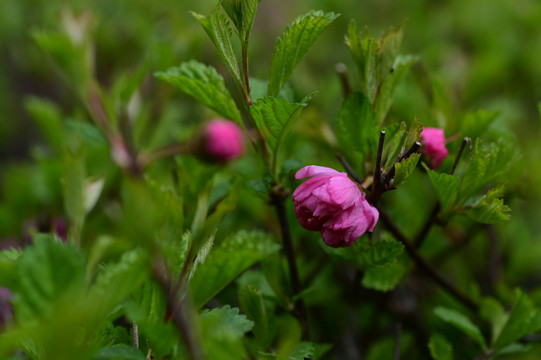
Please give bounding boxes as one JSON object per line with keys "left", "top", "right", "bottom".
{"left": 250, "top": 96, "right": 311, "bottom": 172}
{"left": 95, "top": 344, "right": 146, "bottom": 360}
{"left": 200, "top": 305, "right": 253, "bottom": 360}
{"left": 493, "top": 289, "right": 541, "bottom": 349}
{"left": 156, "top": 60, "right": 241, "bottom": 124}
{"left": 375, "top": 54, "right": 418, "bottom": 124}
{"left": 220, "top": 0, "right": 260, "bottom": 41}
{"left": 459, "top": 138, "right": 518, "bottom": 202}
{"left": 190, "top": 230, "right": 280, "bottom": 309}
{"left": 192, "top": 7, "right": 243, "bottom": 91}
{"left": 464, "top": 186, "right": 511, "bottom": 224}
{"left": 268, "top": 10, "right": 339, "bottom": 96}
{"left": 378, "top": 22, "right": 406, "bottom": 82}
{"left": 425, "top": 167, "right": 460, "bottom": 211}
{"left": 336, "top": 92, "right": 378, "bottom": 157}
{"left": 403, "top": 117, "right": 423, "bottom": 154}
{"left": 362, "top": 262, "right": 405, "bottom": 292}
{"left": 289, "top": 342, "right": 315, "bottom": 360}
{"left": 428, "top": 333, "right": 453, "bottom": 360}
{"left": 358, "top": 237, "right": 404, "bottom": 267}
{"left": 88, "top": 249, "right": 149, "bottom": 320}
{"left": 393, "top": 153, "right": 420, "bottom": 187}
{"left": 434, "top": 307, "right": 486, "bottom": 350}
{"left": 346, "top": 21, "right": 378, "bottom": 102}
{"left": 239, "top": 286, "right": 271, "bottom": 348}
{"left": 14, "top": 234, "right": 86, "bottom": 321}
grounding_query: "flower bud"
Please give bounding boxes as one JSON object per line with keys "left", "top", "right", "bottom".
{"left": 420, "top": 127, "right": 449, "bottom": 169}
{"left": 292, "top": 166, "right": 379, "bottom": 247}
{"left": 201, "top": 119, "right": 244, "bottom": 162}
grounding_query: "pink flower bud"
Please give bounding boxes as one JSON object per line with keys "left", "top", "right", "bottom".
{"left": 292, "top": 166, "right": 379, "bottom": 247}
{"left": 420, "top": 127, "right": 449, "bottom": 169}
{"left": 203, "top": 119, "right": 244, "bottom": 162}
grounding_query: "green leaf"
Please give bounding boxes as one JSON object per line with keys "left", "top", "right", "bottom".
{"left": 463, "top": 187, "right": 511, "bottom": 224}
{"left": 358, "top": 237, "right": 404, "bottom": 267}
{"left": 200, "top": 306, "right": 253, "bottom": 360}
{"left": 362, "top": 262, "right": 405, "bottom": 292}
{"left": 25, "top": 97, "right": 64, "bottom": 153}
{"left": 425, "top": 167, "right": 460, "bottom": 211}
{"left": 190, "top": 230, "right": 280, "bottom": 309}
{"left": 434, "top": 307, "right": 486, "bottom": 350}
{"left": 192, "top": 7, "right": 243, "bottom": 91}
{"left": 95, "top": 345, "right": 146, "bottom": 360}
{"left": 402, "top": 117, "right": 423, "bottom": 155}
{"left": 493, "top": 289, "right": 541, "bottom": 349}
{"left": 88, "top": 249, "right": 149, "bottom": 321}
{"left": 375, "top": 54, "right": 418, "bottom": 124}
{"left": 220, "top": 0, "right": 260, "bottom": 41}
{"left": 239, "top": 285, "right": 271, "bottom": 348}
{"left": 288, "top": 342, "right": 316, "bottom": 360}
{"left": 428, "top": 333, "right": 453, "bottom": 360}
{"left": 336, "top": 92, "right": 378, "bottom": 157}
{"left": 393, "top": 153, "right": 420, "bottom": 187}
{"left": 460, "top": 110, "right": 499, "bottom": 139}
{"left": 156, "top": 60, "right": 241, "bottom": 124}
{"left": 345, "top": 21, "right": 378, "bottom": 102}
{"left": 268, "top": 10, "right": 339, "bottom": 96}
{"left": 14, "top": 234, "right": 86, "bottom": 321}
{"left": 250, "top": 96, "right": 312, "bottom": 173}
{"left": 458, "top": 138, "right": 518, "bottom": 202}
{"left": 480, "top": 297, "right": 508, "bottom": 344}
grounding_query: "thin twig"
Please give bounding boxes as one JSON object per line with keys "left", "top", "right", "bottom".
{"left": 242, "top": 39, "right": 252, "bottom": 106}
{"left": 370, "top": 131, "right": 386, "bottom": 205}
{"left": 336, "top": 63, "right": 352, "bottom": 97}
{"left": 474, "top": 349, "right": 497, "bottom": 360}
{"left": 336, "top": 153, "right": 363, "bottom": 184}
{"left": 137, "top": 142, "right": 189, "bottom": 168}
{"left": 414, "top": 137, "right": 471, "bottom": 248}
{"left": 153, "top": 262, "right": 204, "bottom": 360}
{"left": 450, "top": 137, "right": 471, "bottom": 175}
{"left": 133, "top": 321, "right": 139, "bottom": 349}
{"left": 271, "top": 188, "right": 309, "bottom": 340}
{"left": 394, "top": 323, "right": 402, "bottom": 360}
{"left": 378, "top": 209, "right": 478, "bottom": 312}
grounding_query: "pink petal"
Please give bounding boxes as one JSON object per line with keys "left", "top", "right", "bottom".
{"left": 295, "top": 165, "right": 343, "bottom": 180}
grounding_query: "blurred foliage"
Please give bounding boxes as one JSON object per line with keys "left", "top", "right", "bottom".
{"left": 1, "top": 0, "right": 541, "bottom": 359}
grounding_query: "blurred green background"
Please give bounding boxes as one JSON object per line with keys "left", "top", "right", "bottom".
{"left": 1, "top": 0, "right": 540, "bottom": 161}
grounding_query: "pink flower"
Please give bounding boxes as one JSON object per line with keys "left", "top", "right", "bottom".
{"left": 292, "top": 166, "right": 379, "bottom": 247}
{"left": 420, "top": 127, "right": 449, "bottom": 169}
{"left": 203, "top": 119, "right": 244, "bottom": 162}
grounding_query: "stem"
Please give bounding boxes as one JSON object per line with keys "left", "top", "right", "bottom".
{"left": 415, "top": 137, "right": 471, "bottom": 248}
{"left": 378, "top": 209, "right": 478, "bottom": 312}
{"left": 133, "top": 321, "right": 139, "bottom": 349}
{"left": 336, "top": 153, "right": 363, "bottom": 184}
{"left": 153, "top": 263, "right": 204, "bottom": 360}
{"left": 474, "top": 349, "right": 497, "bottom": 360}
{"left": 335, "top": 63, "right": 353, "bottom": 97}
{"left": 450, "top": 137, "right": 471, "bottom": 175}
{"left": 394, "top": 323, "right": 402, "bottom": 360}
{"left": 370, "top": 131, "right": 386, "bottom": 205}
{"left": 242, "top": 39, "right": 252, "bottom": 106}
{"left": 271, "top": 188, "right": 309, "bottom": 340}
{"left": 137, "top": 142, "right": 189, "bottom": 168}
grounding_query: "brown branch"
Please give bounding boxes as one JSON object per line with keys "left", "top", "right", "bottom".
{"left": 378, "top": 209, "right": 479, "bottom": 312}
{"left": 336, "top": 152, "right": 363, "bottom": 184}
{"left": 370, "top": 131, "right": 386, "bottom": 205}
{"left": 270, "top": 187, "right": 309, "bottom": 340}
{"left": 336, "top": 63, "right": 353, "bottom": 97}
